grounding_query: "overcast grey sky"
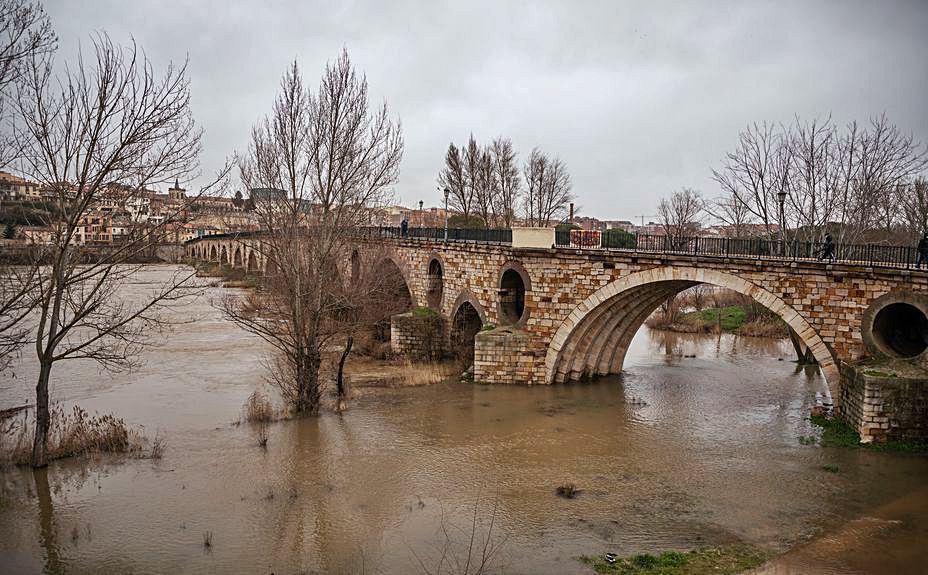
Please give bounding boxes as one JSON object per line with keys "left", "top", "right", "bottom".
{"left": 46, "top": 0, "right": 928, "bottom": 222}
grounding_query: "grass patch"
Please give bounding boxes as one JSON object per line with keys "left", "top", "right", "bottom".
{"left": 579, "top": 545, "right": 768, "bottom": 575}
{"left": 411, "top": 306, "right": 437, "bottom": 318}
{"left": 685, "top": 306, "right": 747, "bottom": 331}
{"left": 481, "top": 323, "right": 496, "bottom": 332}
{"left": 821, "top": 465, "right": 840, "bottom": 473}
{"left": 809, "top": 415, "right": 928, "bottom": 452}
{"left": 402, "top": 360, "right": 455, "bottom": 386}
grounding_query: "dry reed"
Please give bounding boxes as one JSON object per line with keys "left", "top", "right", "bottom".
{"left": 0, "top": 404, "right": 144, "bottom": 467}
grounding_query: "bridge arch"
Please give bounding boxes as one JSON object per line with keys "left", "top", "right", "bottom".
{"left": 451, "top": 290, "right": 486, "bottom": 362}
{"left": 545, "top": 266, "right": 839, "bottom": 397}
{"left": 498, "top": 260, "right": 531, "bottom": 326}
{"left": 209, "top": 245, "right": 217, "bottom": 261}
{"left": 246, "top": 249, "right": 259, "bottom": 272}
{"left": 219, "top": 245, "right": 228, "bottom": 264}
{"left": 233, "top": 246, "right": 243, "bottom": 268}
{"left": 426, "top": 254, "right": 444, "bottom": 310}
{"left": 375, "top": 254, "right": 416, "bottom": 309}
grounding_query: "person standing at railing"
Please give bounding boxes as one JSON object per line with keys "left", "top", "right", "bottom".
{"left": 917, "top": 233, "right": 928, "bottom": 269}
{"left": 818, "top": 233, "right": 835, "bottom": 262}
{"left": 401, "top": 216, "right": 408, "bottom": 237}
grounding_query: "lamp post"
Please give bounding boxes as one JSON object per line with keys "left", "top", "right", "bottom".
{"left": 777, "top": 188, "right": 787, "bottom": 257}
{"left": 418, "top": 200, "right": 423, "bottom": 228}
{"left": 443, "top": 187, "right": 450, "bottom": 241}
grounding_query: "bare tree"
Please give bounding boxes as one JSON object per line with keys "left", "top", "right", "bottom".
{"left": 523, "top": 147, "right": 573, "bottom": 227}
{"left": 657, "top": 187, "right": 704, "bottom": 239}
{"left": 12, "top": 34, "right": 228, "bottom": 467}
{"left": 704, "top": 193, "right": 755, "bottom": 238}
{"left": 437, "top": 142, "right": 469, "bottom": 220}
{"left": 714, "top": 115, "right": 927, "bottom": 246}
{"left": 490, "top": 137, "right": 520, "bottom": 228}
{"left": 223, "top": 51, "right": 402, "bottom": 415}
{"left": 462, "top": 135, "right": 482, "bottom": 224}
{"left": 0, "top": 0, "right": 54, "bottom": 164}
{"left": 473, "top": 145, "right": 497, "bottom": 227}
{"left": 711, "top": 122, "right": 787, "bottom": 236}
{"left": 0, "top": 0, "right": 56, "bottom": 370}
{"left": 901, "top": 177, "right": 928, "bottom": 240}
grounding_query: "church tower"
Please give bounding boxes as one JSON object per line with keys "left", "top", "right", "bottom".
{"left": 168, "top": 178, "right": 186, "bottom": 200}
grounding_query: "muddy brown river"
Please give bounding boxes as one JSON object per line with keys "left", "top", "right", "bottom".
{"left": 1, "top": 265, "right": 926, "bottom": 574}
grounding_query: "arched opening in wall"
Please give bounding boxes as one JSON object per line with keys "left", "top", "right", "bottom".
{"left": 220, "top": 246, "right": 228, "bottom": 265}
{"left": 371, "top": 258, "right": 413, "bottom": 341}
{"left": 871, "top": 302, "right": 928, "bottom": 358}
{"left": 246, "top": 251, "right": 259, "bottom": 273}
{"left": 350, "top": 250, "right": 360, "bottom": 283}
{"left": 210, "top": 245, "right": 217, "bottom": 260}
{"left": 451, "top": 301, "right": 482, "bottom": 364}
{"left": 427, "top": 258, "right": 443, "bottom": 310}
{"left": 499, "top": 268, "right": 527, "bottom": 325}
{"left": 547, "top": 268, "right": 837, "bottom": 400}
{"left": 233, "top": 247, "right": 243, "bottom": 268}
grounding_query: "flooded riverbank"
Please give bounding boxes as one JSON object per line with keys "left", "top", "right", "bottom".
{"left": 1, "top": 265, "right": 926, "bottom": 574}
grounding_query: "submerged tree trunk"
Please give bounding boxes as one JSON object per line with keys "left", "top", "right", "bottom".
{"left": 336, "top": 336, "right": 353, "bottom": 412}
{"left": 32, "top": 360, "right": 52, "bottom": 468}
{"left": 296, "top": 349, "right": 322, "bottom": 414}
{"left": 336, "top": 336, "right": 353, "bottom": 398}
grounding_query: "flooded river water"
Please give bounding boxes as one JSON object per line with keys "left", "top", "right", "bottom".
{"left": 1, "top": 265, "right": 926, "bottom": 574}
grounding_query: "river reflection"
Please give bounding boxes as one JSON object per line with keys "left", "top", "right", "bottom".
{"left": 1, "top": 266, "right": 926, "bottom": 574}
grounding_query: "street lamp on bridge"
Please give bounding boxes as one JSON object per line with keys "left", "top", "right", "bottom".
{"left": 777, "top": 187, "right": 787, "bottom": 256}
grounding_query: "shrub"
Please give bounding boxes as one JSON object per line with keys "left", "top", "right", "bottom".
{"left": 243, "top": 391, "right": 274, "bottom": 423}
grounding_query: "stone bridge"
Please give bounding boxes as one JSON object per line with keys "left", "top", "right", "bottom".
{"left": 186, "top": 230, "right": 928, "bottom": 442}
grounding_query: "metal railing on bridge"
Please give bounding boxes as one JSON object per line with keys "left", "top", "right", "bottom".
{"left": 362, "top": 226, "right": 513, "bottom": 244}
{"left": 191, "top": 226, "right": 923, "bottom": 271}
{"left": 553, "top": 229, "right": 922, "bottom": 270}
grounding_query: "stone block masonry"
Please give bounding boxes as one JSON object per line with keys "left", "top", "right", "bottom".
{"left": 390, "top": 311, "right": 444, "bottom": 359}
{"left": 841, "top": 363, "right": 928, "bottom": 443}
{"left": 474, "top": 327, "right": 543, "bottom": 384}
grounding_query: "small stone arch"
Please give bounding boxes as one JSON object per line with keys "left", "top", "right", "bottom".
{"left": 450, "top": 289, "right": 487, "bottom": 326}
{"left": 450, "top": 293, "right": 485, "bottom": 363}
{"left": 862, "top": 290, "right": 928, "bottom": 362}
{"left": 350, "top": 249, "right": 360, "bottom": 283}
{"left": 233, "top": 246, "right": 243, "bottom": 268}
{"left": 498, "top": 260, "right": 532, "bottom": 326}
{"left": 246, "top": 249, "right": 259, "bottom": 273}
{"left": 219, "top": 245, "right": 228, "bottom": 264}
{"left": 545, "top": 266, "right": 838, "bottom": 401}
{"left": 210, "top": 245, "right": 218, "bottom": 261}
{"left": 426, "top": 254, "right": 445, "bottom": 310}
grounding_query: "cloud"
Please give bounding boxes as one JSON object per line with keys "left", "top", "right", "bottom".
{"left": 45, "top": 0, "right": 928, "bottom": 220}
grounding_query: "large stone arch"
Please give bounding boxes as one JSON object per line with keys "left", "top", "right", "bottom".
{"left": 209, "top": 244, "right": 218, "bottom": 261}
{"left": 233, "top": 246, "right": 243, "bottom": 268}
{"left": 377, "top": 252, "right": 418, "bottom": 308}
{"left": 545, "top": 266, "right": 839, "bottom": 399}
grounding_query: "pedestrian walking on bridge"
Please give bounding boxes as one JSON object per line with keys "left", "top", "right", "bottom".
{"left": 818, "top": 233, "right": 835, "bottom": 262}
{"left": 917, "top": 232, "right": 928, "bottom": 269}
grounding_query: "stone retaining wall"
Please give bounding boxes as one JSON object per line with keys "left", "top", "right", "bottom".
{"left": 390, "top": 312, "right": 444, "bottom": 359}
{"left": 841, "top": 364, "right": 928, "bottom": 442}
